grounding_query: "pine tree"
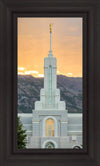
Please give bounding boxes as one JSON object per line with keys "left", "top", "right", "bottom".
{"left": 17, "top": 117, "right": 27, "bottom": 149}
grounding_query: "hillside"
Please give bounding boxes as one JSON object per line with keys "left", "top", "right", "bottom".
{"left": 18, "top": 75, "right": 82, "bottom": 113}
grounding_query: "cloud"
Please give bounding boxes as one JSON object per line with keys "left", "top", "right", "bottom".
{"left": 28, "top": 71, "right": 39, "bottom": 74}
{"left": 24, "top": 71, "right": 30, "bottom": 75}
{"left": 38, "top": 74, "right": 44, "bottom": 77}
{"left": 18, "top": 67, "right": 25, "bottom": 71}
{"left": 67, "top": 73, "right": 72, "bottom": 76}
{"left": 18, "top": 70, "right": 44, "bottom": 77}
{"left": 57, "top": 71, "right": 60, "bottom": 74}
{"left": 18, "top": 72, "right": 24, "bottom": 75}
{"left": 24, "top": 70, "right": 39, "bottom": 75}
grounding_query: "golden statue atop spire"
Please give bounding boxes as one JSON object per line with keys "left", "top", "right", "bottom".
{"left": 50, "top": 24, "right": 52, "bottom": 32}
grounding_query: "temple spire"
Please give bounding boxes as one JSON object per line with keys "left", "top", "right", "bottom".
{"left": 48, "top": 24, "right": 53, "bottom": 57}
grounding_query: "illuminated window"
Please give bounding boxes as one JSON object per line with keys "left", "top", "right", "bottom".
{"left": 45, "top": 119, "right": 55, "bottom": 137}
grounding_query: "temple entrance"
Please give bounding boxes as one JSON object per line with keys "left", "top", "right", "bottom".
{"left": 45, "top": 142, "right": 55, "bottom": 149}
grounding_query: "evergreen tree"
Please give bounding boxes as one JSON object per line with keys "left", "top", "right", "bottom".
{"left": 17, "top": 117, "right": 27, "bottom": 149}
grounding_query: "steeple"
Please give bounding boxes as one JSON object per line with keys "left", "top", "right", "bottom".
{"left": 48, "top": 24, "right": 53, "bottom": 57}
{"left": 34, "top": 24, "right": 66, "bottom": 111}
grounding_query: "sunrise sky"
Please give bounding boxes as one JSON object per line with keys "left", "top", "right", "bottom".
{"left": 18, "top": 17, "right": 82, "bottom": 77}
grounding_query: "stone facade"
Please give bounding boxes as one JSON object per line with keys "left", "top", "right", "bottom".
{"left": 18, "top": 113, "right": 82, "bottom": 148}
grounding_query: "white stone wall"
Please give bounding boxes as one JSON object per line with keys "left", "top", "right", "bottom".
{"left": 18, "top": 113, "right": 82, "bottom": 149}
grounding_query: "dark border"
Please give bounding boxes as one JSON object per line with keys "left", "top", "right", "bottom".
{"left": 0, "top": 0, "right": 100, "bottom": 166}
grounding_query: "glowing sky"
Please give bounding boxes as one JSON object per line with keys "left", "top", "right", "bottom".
{"left": 18, "top": 17, "right": 82, "bottom": 77}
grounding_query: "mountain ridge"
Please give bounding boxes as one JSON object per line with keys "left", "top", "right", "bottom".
{"left": 18, "top": 75, "right": 82, "bottom": 113}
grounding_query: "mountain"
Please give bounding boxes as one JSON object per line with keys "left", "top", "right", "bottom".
{"left": 18, "top": 75, "right": 82, "bottom": 113}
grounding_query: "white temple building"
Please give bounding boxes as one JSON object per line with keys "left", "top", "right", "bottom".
{"left": 18, "top": 24, "right": 82, "bottom": 149}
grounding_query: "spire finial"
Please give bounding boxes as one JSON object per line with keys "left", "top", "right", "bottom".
{"left": 48, "top": 23, "right": 53, "bottom": 57}
{"left": 50, "top": 24, "right": 52, "bottom": 33}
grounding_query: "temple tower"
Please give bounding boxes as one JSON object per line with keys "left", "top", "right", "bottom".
{"left": 32, "top": 24, "right": 68, "bottom": 148}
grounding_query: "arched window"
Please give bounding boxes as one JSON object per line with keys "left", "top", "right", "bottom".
{"left": 73, "top": 146, "right": 81, "bottom": 149}
{"left": 45, "top": 142, "right": 55, "bottom": 149}
{"left": 45, "top": 119, "right": 55, "bottom": 137}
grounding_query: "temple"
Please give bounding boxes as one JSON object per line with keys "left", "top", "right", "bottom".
{"left": 18, "top": 24, "right": 82, "bottom": 149}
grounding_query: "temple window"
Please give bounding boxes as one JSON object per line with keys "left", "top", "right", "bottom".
{"left": 45, "top": 118, "right": 55, "bottom": 137}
